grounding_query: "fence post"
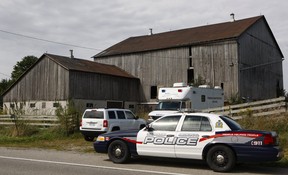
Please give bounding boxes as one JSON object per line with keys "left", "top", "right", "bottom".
{"left": 285, "top": 97, "right": 288, "bottom": 112}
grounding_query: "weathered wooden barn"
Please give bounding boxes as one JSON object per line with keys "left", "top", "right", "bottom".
{"left": 93, "top": 15, "right": 284, "bottom": 103}
{"left": 2, "top": 53, "right": 140, "bottom": 115}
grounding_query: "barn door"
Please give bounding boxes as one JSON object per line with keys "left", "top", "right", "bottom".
{"left": 107, "top": 101, "right": 123, "bottom": 108}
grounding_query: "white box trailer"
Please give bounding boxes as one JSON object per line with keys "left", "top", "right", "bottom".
{"left": 148, "top": 82, "right": 224, "bottom": 120}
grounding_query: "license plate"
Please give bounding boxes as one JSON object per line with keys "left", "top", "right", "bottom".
{"left": 88, "top": 122, "right": 97, "bottom": 126}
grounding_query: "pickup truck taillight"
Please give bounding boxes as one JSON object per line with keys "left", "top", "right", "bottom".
{"left": 103, "top": 120, "right": 108, "bottom": 128}
{"left": 80, "top": 119, "right": 82, "bottom": 127}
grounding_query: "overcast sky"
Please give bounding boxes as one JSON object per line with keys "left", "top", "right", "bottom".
{"left": 1, "top": 0, "right": 288, "bottom": 90}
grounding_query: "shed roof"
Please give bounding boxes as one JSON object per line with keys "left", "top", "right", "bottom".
{"left": 45, "top": 53, "right": 137, "bottom": 79}
{"left": 93, "top": 16, "right": 281, "bottom": 58}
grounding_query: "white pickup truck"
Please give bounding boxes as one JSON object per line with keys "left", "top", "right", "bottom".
{"left": 80, "top": 108, "right": 146, "bottom": 141}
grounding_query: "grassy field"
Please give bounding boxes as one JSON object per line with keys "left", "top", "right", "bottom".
{"left": 0, "top": 112, "right": 287, "bottom": 167}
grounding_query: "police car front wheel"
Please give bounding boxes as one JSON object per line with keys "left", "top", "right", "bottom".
{"left": 108, "top": 140, "right": 131, "bottom": 163}
{"left": 206, "top": 145, "right": 236, "bottom": 172}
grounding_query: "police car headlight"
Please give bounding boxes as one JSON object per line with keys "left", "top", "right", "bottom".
{"left": 96, "top": 136, "right": 106, "bottom": 142}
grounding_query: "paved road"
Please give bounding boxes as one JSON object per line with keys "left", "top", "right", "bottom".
{"left": 0, "top": 147, "right": 287, "bottom": 175}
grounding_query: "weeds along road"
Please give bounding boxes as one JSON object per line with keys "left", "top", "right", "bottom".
{"left": 0, "top": 147, "right": 287, "bottom": 175}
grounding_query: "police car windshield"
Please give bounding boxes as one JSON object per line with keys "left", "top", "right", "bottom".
{"left": 156, "top": 102, "right": 183, "bottom": 110}
{"left": 220, "top": 116, "right": 242, "bottom": 131}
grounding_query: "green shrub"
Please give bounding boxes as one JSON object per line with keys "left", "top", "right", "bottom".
{"left": 55, "top": 100, "right": 80, "bottom": 136}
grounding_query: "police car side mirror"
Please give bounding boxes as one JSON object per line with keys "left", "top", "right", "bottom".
{"left": 145, "top": 124, "right": 154, "bottom": 131}
{"left": 135, "top": 116, "right": 139, "bottom": 120}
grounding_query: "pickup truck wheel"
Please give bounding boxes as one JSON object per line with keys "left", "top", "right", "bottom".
{"left": 112, "top": 127, "right": 120, "bottom": 131}
{"left": 84, "top": 135, "right": 94, "bottom": 141}
{"left": 206, "top": 145, "right": 235, "bottom": 172}
{"left": 108, "top": 140, "right": 130, "bottom": 163}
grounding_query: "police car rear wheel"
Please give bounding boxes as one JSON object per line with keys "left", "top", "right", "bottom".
{"left": 206, "top": 145, "right": 235, "bottom": 172}
{"left": 108, "top": 140, "right": 130, "bottom": 163}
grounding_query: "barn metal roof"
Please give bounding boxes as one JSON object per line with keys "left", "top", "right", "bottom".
{"left": 93, "top": 16, "right": 280, "bottom": 58}
{"left": 45, "top": 53, "right": 137, "bottom": 79}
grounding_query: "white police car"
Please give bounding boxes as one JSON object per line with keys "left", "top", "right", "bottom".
{"left": 94, "top": 113, "right": 283, "bottom": 172}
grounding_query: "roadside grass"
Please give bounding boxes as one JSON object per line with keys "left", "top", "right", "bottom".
{"left": 0, "top": 126, "right": 94, "bottom": 153}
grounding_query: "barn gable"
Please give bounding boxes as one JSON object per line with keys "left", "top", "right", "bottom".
{"left": 93, "top": 15, "right": 284, "bottom": 102}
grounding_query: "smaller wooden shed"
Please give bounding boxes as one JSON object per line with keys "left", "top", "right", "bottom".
{"left": 2, "top": 53, "right": 140, "bottom": 115}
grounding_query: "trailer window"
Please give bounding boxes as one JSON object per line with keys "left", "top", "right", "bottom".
{"left": 201, "top": 95, "right": 206, "bottom": 102}
{"left": 156, "top": 102, "right": 181, "bottom": 110}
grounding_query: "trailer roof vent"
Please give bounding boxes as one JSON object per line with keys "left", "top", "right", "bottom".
{"left": 173, "top": 82, "right": 187, "bottom": 87}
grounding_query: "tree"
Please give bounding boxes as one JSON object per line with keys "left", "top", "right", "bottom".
{"left": 0, "top": 79, "right": 12, "bottom": 107}
{"left": 11, "top": 55, "right": 38, "bottom": 82}
{"left": 0, "top": 79, "right": 11, "bottom": 95}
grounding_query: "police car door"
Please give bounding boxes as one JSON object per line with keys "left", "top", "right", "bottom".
{"left": 136, "top": 115, "right": 182, "bottom": 158}
{"left": 175, "top": 114, "right": 214, "bottom": 160}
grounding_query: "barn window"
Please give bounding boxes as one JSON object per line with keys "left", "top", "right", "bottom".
{"left": 10, "top": 103, "right": 15, "bottom": 109}
{"left": 86, "top": 103, "right": 93, "bottom": 108}
{"left": 42, "top": 102, "right": 46, "bottom": 109}
{"left": 20, "top": 103, "right": 24, "bottom": 109}
{"left": 30, "top": 103, "right": 36, "bottom": 108}
{"left": 53, "top": 103, "right": 60, "bottom": 107}
{"left": 150, "top": 86, "right": 157, "bottom": 99}
{"left": 189, "top": 47, "right": 192, "bottom": 67}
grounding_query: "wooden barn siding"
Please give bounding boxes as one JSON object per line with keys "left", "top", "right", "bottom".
{"left": 69, "top": 71, "right": 140, "bottom": 101}
{"left": 238, "top": 18, "right": 283, "bottom": 100}
{"left": 3, "top": 57, "right": 69, "bottom": 102}
{"left": 191, "top": 41, "right": 239, "bottom": 99}
{"left": 94, "top": 48, "right": 189, "bottom": 102}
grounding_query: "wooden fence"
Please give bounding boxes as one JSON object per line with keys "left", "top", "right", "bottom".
{"left": 0, "top": 115, "right": 59, "bottom": 127}
{"left": 202, "top": 96, "right": 287, "bottom": 119}
{"left": 0, "top": 97, "right": 287, "bottom": 127}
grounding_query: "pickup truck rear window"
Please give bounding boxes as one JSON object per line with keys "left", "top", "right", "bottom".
{"left": 83, "top": 111, "right": 104, "bottom": 119}
{"left": 220, "top": 116, "right": 242, "bottom": 131}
